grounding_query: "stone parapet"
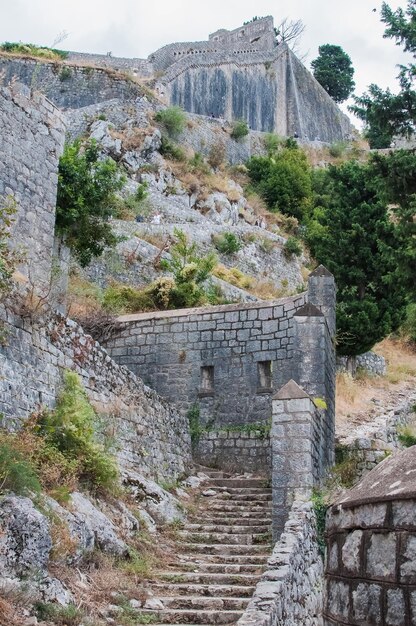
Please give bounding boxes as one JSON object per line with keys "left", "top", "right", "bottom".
{"left": 237, "top": 499, "right": 324, "bottom": 626}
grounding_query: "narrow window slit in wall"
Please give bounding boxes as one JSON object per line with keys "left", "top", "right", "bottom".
{"left": 257, "top": 360, "right": 272, "bottom": 392}
{"left": 199, "top": 365, "right": 214, "bottom": 396}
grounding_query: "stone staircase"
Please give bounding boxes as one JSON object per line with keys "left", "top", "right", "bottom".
{"left": 138, "top": 467, "right": 272, "bottom": 625}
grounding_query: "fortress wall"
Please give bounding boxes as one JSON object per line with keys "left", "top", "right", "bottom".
{"left": 0, "top": 84, "right": 65, "bottom": 292}
{"left": 166, "top": 56, "right": 278, "bottom": 132}
{"left": 0, "top": 307, "right": 192, "bottom": 481}
{"left": 287, "top": 49, "right": 353, "bottom": 142}
{"left": 66, "top": 51, "right": 153, "bottom": 77}
{"left": 164, "top": 46, "right": 353, "bottom": 140}
{"left": 0, "top": 56, "right": 141, "bottom": 109}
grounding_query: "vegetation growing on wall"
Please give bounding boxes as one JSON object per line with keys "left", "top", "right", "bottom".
{"left": 0, "top": 41, "right": 68, "bottom": 60}
{"left": 0, "top": 372, "right": 119, "bottom": 498}
{"left": 0, "top": 195, "right": 20, "bottom": 301}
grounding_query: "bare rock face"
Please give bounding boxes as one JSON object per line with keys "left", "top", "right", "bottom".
{"left": 0, "top": 496, "right": 52, "bottom": 576}
{"left": 45, "top": 496, "right": 95, "bottom": 563}
{"left": 123, "top": 470, "right": 184, "bottom": 525}
{"left": 69, "top": 492, "right": 129, "bottom": 557}
{"left": 0, "top": 496, "right": 72, "bottom": 605}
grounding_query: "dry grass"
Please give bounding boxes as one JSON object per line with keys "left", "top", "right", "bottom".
{"left": 213, "top": 264, "right": 253, "bottom": 290}
{"left": 336, "top": 337, "right": 416, "bottom": 432}
{"left": 135, "top": 230, "right": 168, "bottom": 249}
{"left": 67, "top": 273, "right": 103, "bottom": 319}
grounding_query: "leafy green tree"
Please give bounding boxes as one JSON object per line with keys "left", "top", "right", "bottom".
{"left": 307, "top": 161, "right": 407, "bottom": 356}
{"left": 311, "top": 44, "right": 355, "bottom": 103}
{"left": 350, "top": 1, "right": 416, "bottom": 147}
{"left": 56, "top": 140, "right": 125, "bottom": 267}
{"left": 247, "top": 144, "right": 312, "bottom": 220}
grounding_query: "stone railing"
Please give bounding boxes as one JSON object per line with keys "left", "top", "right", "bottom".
{"left": 194, "top": 429, "right": 271, "bottom": 473}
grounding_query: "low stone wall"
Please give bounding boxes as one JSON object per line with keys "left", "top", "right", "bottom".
{"left": 0, "top": 306, "right": 192, "bottom": 481}
{"left": 66, "top": 51, "right": 153, "bottom": 77}
{"left": 337, "top": 390, "right": 416, "bottom": 481}
{"left": 237, "top": 498, "right": 323, "bottom": 626}
{"left": 337, "top": 351, "right": 387, "bottom": 377}
{"left": 324, "top": 446, "right": 416, "bottom": 626}
{"left": 194, "top": 430, "right": 271, "bottom": 473}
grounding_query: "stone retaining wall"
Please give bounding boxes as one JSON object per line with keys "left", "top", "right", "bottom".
{"left": 237, "top": 498, "right": 323, "bottom": 626}
{"left": 0, "top": 307, "right": 192, "bottom": 481}
{"left": 0, "top": 56, "right": 142, "bottom": 109}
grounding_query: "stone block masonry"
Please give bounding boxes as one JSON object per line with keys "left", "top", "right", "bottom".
{"left": 0, "top": 84, "right": 65, "bottom": 292}
{"left": 324, "top": 446, "right": 416, "bottom": 626}
{"left": 103, "top": 293, "right": 307, "bottom": 428}
{"left": 0, "top": 306, "right": 192, "bottom": 481}
{"left": 194, "top": 429, "right": 271, "bottom": 473}
{"left": 102, "top": 267, "right": 336, "bottom": 475}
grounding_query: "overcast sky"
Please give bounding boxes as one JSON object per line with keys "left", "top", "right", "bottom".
{"left": 0, "top": 0, "right": 411, "bottom": 113}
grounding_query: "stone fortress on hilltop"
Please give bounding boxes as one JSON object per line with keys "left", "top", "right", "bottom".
{"left": 67, "top": 16, "right": 353, "bottom": 142}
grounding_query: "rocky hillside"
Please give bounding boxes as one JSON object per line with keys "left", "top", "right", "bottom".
{"left": 64, "top": 96, "right": 309, "bottom": 319}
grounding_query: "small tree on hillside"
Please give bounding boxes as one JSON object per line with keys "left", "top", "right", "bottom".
{"left": 311, "top": 44, "right": 355, "bottom": 103}
{"left": 56, "top": 140, "right": 125, "bottom": 267}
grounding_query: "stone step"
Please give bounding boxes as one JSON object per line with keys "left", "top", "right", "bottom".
{"left": 175, "top": 553, "right": 268, "bottom": 565}
{"left": 136, "top": 609, "right": 242, "bottom": 625}
{"left": 178, "top": 531, "right": 270, "bottom": 545}
{"left": 207, "top": 486, "right": 271, "bottom": 495}
{"left": 196, "top": 516, "right": 272, "bottom": 526}
{"left": 184, "top": 523, "right": 270, "bottom": 534}
{"left": 212, "top": 493, "right": 271, "bottom": 502}
{"left": 169, "top": 562, "right": 265, "bottom": 574}
{"left": 158, "top": 571, "right": 259, "bottom": 586}
{"left": 202, "top": 510, "right": 272, "bottom": 520}
{"left": 151, "top": 582, "right": 256, "bottom": 598}
{"left": 208, "top": 478, "right": 269, "bottom": 488}
{"left": 206, "top": 503, "right": 272, "bottom": 513}
{"left": 177, "top": 542, "right": 271, "bottom": 555}
{"left": 160, "top": 596, "right": 250, "bottom": 611}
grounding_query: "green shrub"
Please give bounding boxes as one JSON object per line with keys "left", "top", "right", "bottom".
{"left": 283, "top": 236, "right": 302, "bottom": 259}
{"left": 187, "top": 403, "right": 202, "bottom": 445}
{"left": 311, "top": 490, "right": 328, "bottom": 557}
{"left": 34, "top": 602, "right": 84, "bottom": 625}
{"left": 247, "top": 148, "right": 312, "bottom": 220}
{"left": 59, "top": 66, "right": 72, "bottom": 81}
{"left": 231, "top": 120, "right": 249, "bottom": 141}
{"left": 159, "top": 135, "right": 187, "bottom": 161}
{"left": 155, "top": 106, "right": 186, "bottom": 138}
{"left": 263, "top": 133, "right": 282, "bottom": 154}
{"left": 0, "top": 437, "right": 41, "bottom": 496}
{"left": 35, "top": 371, "right": 119, "bottom": 493}
{"left": 212, "top": 232, "right": 242, "bottom": 254}
{"left": 328, "top": 141, "right": 348, "bottom": 158}
{"left": 398, "top": 425, "right": 416, "bottom": 448}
